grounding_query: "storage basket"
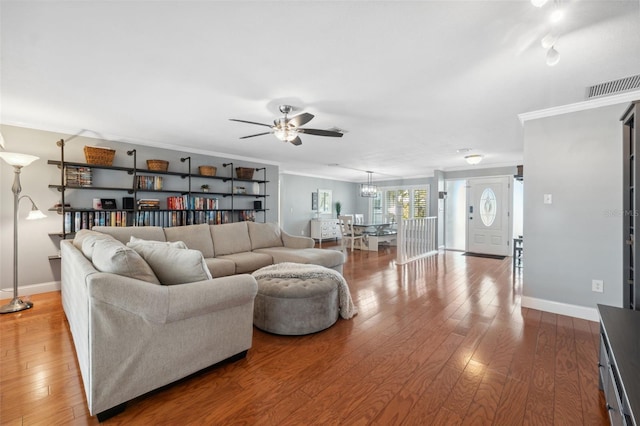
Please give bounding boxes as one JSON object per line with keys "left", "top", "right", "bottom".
{"left": 84, "top": 146, "right": 115, "bottom": 166}
{"left": 199, "top": 165, "right": 217, "bottom": 176}
{"left": 235, "top": 167, "right": 255, "bottom": 180}
{"left": 147, "top": 159, "right": 169, "bottom": 171}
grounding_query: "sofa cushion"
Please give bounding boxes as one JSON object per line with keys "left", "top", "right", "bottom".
{"left": 127, "top": 236, "right": 188, "bottom": 249}
{"left": 254, "top": 247, "right": 345, "bottom": 269}
{"left": 217, "top": 252, "right": 273, "bottom": 274}
{"left": 210, "top": 222, "right": 251, "bottom": 256}
{"left": 204, "top": 258, "right": 237, "bottom": 278}
{"left": 247, "top": 222, "right": 284, "bottom": 250}
{"left": 130, "top": 244, "right": 212, "bottom": 285}
{"left": 163, "top": 224, "right": 214, "bottom": 258}
{"left": 92, "top": 239, "right": 160, "bottom": 284}
{"left": 92, "top": 226, "right": 166, "bottom": 244}
{"left": 73, "top": 229, "right": 117, "bottom": 260}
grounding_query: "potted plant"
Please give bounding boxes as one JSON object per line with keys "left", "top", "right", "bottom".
{"left": 335, "top": 201, "right": 342, "bottom": 217}
{"left": 201, "top": 184, "right": 209, "bottom": 193}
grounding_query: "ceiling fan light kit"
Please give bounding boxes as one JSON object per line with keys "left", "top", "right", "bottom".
{"left": 230, "top": 104, "right": 343, "bottom": 146}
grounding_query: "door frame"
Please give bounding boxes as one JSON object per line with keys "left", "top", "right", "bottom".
{"left": 465, "top": 175, "right": 514, "bottom": 256}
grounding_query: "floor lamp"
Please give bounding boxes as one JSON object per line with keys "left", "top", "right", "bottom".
{"left": 0, "top": 152, "right": 46, "bottom": 314}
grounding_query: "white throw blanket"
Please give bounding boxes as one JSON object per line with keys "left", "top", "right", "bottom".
{"left": 252, "top": 263, "right": 358, "bottom": 319}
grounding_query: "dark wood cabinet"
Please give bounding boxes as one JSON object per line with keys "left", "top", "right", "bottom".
{"left": 598, "top": 304, "right": 639, "bottom": 425}
{"left": 622, "top": 101, "right": 639, "bottom": 310}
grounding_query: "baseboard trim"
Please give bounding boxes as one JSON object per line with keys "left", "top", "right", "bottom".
{"left": 1, "top": 281, "right": 61, "bottom": 297}
{"left": 521, "top": 296, "right": 599, "bottom": 322}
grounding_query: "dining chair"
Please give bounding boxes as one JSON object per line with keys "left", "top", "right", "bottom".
{"left": 354, "top": 214, "right": 364, "bottom": 224}
{"left": 338, "top": 215, "right": 363, "bottom": 252}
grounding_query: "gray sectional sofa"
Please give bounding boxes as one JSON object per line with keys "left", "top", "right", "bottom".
{"left": 61, "top": 221, "right": 344, "bottom": 420}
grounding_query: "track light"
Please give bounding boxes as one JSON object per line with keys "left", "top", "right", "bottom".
{"left": 546, "top": 46, "right": 560, "bottom": 66}
{"left": 541, "top": 33, "right": 557, "bottom": 49}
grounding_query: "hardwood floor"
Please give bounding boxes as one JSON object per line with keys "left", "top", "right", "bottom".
{"left": 0, "top": 246, "right": 608, "bottom": 425}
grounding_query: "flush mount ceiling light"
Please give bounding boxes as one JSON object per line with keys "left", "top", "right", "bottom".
{"left": 546, "top": 45, "right": 561, "bottom": 66}
{"left": 465, "top": 154, "right": 483, "bottom": 165}
{"left": 531, "top": 0, "right": 548, "bottom": 7}
{"left": 360, "top": 171, "right": 378, "bottom": 197}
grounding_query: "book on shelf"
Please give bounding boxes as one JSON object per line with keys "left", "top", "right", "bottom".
{"left": 138, "top": 198, "right": 160, "bottom": 210}
{"left": 64, "top": 210, "right": 130, "bottom": 233}
{"left": 167, "top": 195, "right": 218, "bottom": 210}
{"left": 135, "top": 175, "right": 163, "bottom": 190}
{"left": 64, "top": 166, "right": 92, "bottom": 187}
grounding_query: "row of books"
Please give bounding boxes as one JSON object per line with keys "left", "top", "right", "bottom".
{"left": 138, "top": 198, "right": 160, "bottom": 209}
{"left": 64, "top": 211, "right": 131, "bottom": 232}
{"left": 63, "top": 209, "right": 258, "bottom": 232}
{"left": 65, "top": 166, "right": 92, "bottom": 187}
{"left": 167, "top": 195, "right": 219, "bottom": 210}
{"left": 136, "top": 175, "right": 163, "bottom": 190}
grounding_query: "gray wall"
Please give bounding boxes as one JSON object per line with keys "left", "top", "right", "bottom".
{"left": 0, "top": 124, "right": 278, "bottom": 293}
{"left": 523, "top": 104, "right": 624, "bottom": 310}
{"left": 279, "top": 173, "right": 360, "bottom": 236}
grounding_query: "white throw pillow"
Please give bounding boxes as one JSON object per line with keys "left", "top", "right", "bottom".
{"left": 130, "top": 244, "right": 212, "bottom": 285}
{"left": 127, "top": 235, "right": 188, "bottom": 249}
{"left": 92, "top": 239, "right": 160, "bottom": 284}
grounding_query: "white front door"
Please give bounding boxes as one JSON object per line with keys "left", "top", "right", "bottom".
{"left": 466, "top": 176, "right": 512, "bottom": 256}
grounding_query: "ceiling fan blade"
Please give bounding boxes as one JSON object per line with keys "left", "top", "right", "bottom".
{"left": 239, "top": 131, "right": 272, "bottom": 139}
{"left": 287, "top": 112, "right": 314, "bottom": 128}
{"left": 289, "top": 136, "right": 302, "bottom": 146}
{"left": 229, "top": 118, "right": 273, "bottom": 128}
{"left": 297, "top": 128, "right": 344, "bottom": 137}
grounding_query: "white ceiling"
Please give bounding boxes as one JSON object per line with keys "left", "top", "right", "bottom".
{"left": 2, "top": 0, "right": 639, "bottom": 182}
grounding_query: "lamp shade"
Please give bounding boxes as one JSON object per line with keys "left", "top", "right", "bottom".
{"left": 26, "top": 209, "right": 47, "bottom": 220}
{"left": 0, "top": 152, "right": 39, "bottom": 167}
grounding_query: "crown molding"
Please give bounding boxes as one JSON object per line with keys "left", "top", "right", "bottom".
{"left": 518, "top": 89, "right": 640, "bottom": 124}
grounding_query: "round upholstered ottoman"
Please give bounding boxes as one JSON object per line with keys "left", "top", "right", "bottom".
{"left": 252, "top": 269, "right": 339, "bottom": 335}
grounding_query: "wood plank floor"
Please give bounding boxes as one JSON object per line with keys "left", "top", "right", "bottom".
{"left": 0, "top": 245, "right": 608, "bottom": 425}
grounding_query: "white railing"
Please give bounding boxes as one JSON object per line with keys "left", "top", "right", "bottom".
{"left": 396, "top": 216, "right": 438, "bottom": 265}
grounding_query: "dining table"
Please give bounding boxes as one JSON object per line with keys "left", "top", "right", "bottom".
{"left": 352, "top": 223, "right": 396, "bottom": 251}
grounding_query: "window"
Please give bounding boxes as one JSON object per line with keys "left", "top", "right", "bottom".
{"left": 372, "top": 185, "right": 429, "bottom": 223}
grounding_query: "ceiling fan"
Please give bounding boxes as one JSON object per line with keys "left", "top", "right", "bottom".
{"left": 229, "top": 105, "right": 343, "bottom": 146}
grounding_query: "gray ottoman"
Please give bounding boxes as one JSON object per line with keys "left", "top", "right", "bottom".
{"left": 253, "top": 274, "right": 339, "bottom": 335}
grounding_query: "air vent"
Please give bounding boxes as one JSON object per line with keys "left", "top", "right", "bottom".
{"left": 587, "top": 74, "right": 640, "bottom": 99}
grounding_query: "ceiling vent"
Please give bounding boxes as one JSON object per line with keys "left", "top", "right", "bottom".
{"left": 587, "top": 74, "right": 640, "bottom": 99}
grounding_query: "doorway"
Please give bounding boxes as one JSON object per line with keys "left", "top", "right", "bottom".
{"left": 466, "top": 176, "right": 512, "bottom": 256}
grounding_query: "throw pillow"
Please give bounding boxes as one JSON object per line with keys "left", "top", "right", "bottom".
{"left": 130, "top": 244, "right": 212, "bottom": 285}
{"left": 77, "top": 231, "right": 117, "bottom": 261}
{"left": 127, "top": 236, "right": 188, "bottom": 249}
{"left": 92, "top": 239, "right": 160, "bottom": 284}
{"left": 247, "top": 222, "right": 284, "bottom": 250}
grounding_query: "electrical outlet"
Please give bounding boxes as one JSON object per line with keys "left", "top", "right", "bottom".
{"left": 592, "top": 279, "right": 604, "bottom": 293}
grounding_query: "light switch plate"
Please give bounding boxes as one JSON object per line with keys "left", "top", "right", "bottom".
{"left": 544, "top": 194, "right": 552, "bottom": 204}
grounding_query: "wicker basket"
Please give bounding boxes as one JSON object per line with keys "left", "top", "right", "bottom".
{"left": 235, "top": 167, "right": 255, "bottom": 180}
{"left": 199, "top": 165, "right": 217, "bottom": 176}
{"left": 147, "top": 159, "right": 169, "bottom": 171}
{"left": 84, "top": 146, "right": 115, "bottom": 166}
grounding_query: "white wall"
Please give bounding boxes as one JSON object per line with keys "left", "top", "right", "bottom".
{"left": 522, "top": 103, "right": 625, "bottom": 320}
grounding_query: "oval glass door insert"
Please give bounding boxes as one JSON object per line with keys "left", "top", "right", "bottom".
{"left": 480, "top": 188, "right": 497, "bottom": 227}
